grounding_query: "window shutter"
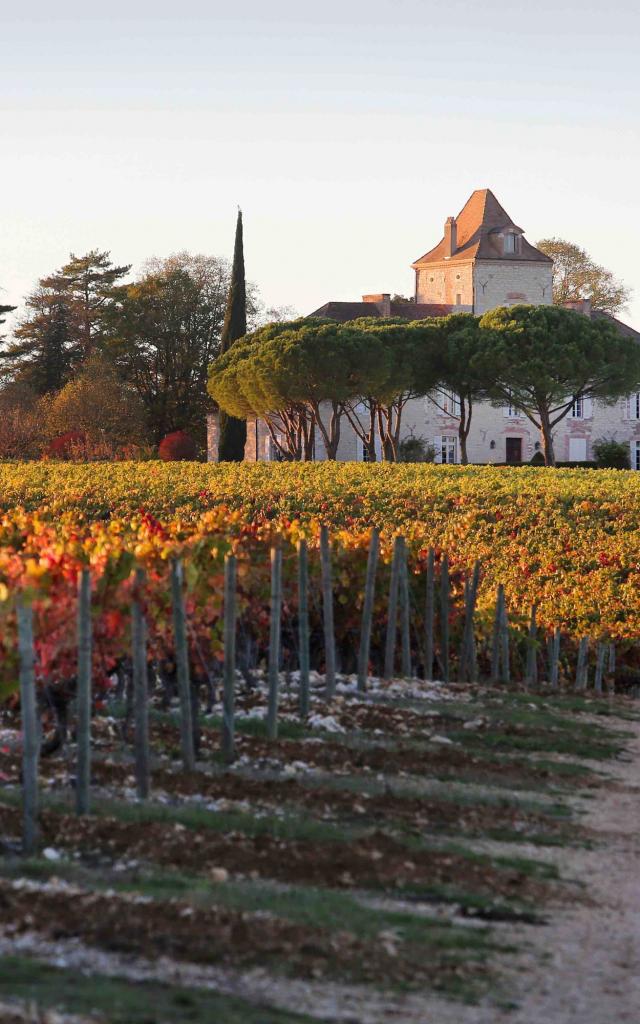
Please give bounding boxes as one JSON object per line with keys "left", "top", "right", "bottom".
{"left": 434, "top": 436, "right": 442, "bottom": 464}
{"left": 583, "top": 397, "right": 593, "bottom": 419}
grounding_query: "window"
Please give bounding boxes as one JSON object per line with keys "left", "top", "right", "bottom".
{"left": 503, "top": 404, "right": 520, "bottom": 418}
{"left": 626, "top": 393, "right": 640, "bottom": 419}
{"left": 439, "top": 435, "right": 457, "bottom": 464}
{"left": 504, "top": 233, "right": 516, "bottom": 254}
{"left": 437, "top": 390, "right": 461, "bottom": 416}
{"left": 571, "top": 397, "right": 592, "bottom": 419}
{"left": 455, "top": 293, "right": 462, "bottom": 305}
{"left": 631, "top": 441, "right": 640, "bottom": 471}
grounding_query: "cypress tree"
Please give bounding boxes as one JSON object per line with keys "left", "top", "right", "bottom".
{"left": 217, "top": 209, "right": 248, "bottom": 461}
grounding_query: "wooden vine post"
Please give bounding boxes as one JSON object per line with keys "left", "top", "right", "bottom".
{"left": 440, "top": 554, "right": 450, "bottom": 684}
{"left": 549, "top": 627, "right": 561, "bottom": 689}
{"left": 594, "top": 642, "right": 606, "bottom": 695}
{"left": 170, "top": 559, "right": 195, "bottom": 772}
{"left": 490, "top": 585, "right": 502, "bottom": 684}
{"left": 399, "top": 538, "right": 412, "bottom": 679}
{"left": 266, "top": 546, "right": 283, "bottom": 740}
{"left": 297, "top": 539, "right": 310, "bottom": 718}
{"left": 458, "top": 560, "right": 480, "bottom": 682}
{"left": 383, "top": 536, "right": 403, "bottom": 681}
{"left": 575, "top": 637, "right": 589, "bottom": 691}
{"left": 222, "top": 553, "right": 237, "bottom": 763}
{"left": 424, "top": 548, "right": 435, "bottom": 683}
{"left": 320, "top": 526, "right": 336, "bottom": 699}
{"left": 357, "top": 527, "right": 379, "bottom": 693}
{"left": 17, "top": 599, "right": 39, "bottom": 854}
{"left": 499, "top": 586, "right": 510, "bottom": 685}
{"left": 132, "top": 567, "right": 150, "bottom": 799}
{"left": 76, "top": 568, "right": 92, "bottom": 815}
{"left": 525, "top": 604, "right": 538, "bottom": 687}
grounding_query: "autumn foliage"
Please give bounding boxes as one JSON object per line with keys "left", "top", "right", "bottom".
{"left": 158, "top": 430, "right": 198, "bottom": 461}
{"left": 0, "top": 461, "right": 639, "bottom": 697}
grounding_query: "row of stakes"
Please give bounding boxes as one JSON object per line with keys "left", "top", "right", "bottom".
{"left": 16, "top": 526, "right": 615, "bottom": 853}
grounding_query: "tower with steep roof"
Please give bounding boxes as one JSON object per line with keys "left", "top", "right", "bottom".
{"left": 412, "top": 189, "right": 553, "bottom": 314}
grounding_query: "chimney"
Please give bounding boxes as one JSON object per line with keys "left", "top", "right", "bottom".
{"left": 362, "top": 293, "right": 391, "bottom": 317}
{"left": 444, "top": 216, "right": 457, "bottom": 258}
{"left": 563, "top": 298, "right": 592, "bottom": 317}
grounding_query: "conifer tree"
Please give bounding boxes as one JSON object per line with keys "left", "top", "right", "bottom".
{"left": 1, "top": 297, "right": 74, "bottom": 394}
{"left": 0, "top": 251, "right": 130, "bottom": 389}
{"left": 217, "top": 209, "right": 248, "bottom": 461}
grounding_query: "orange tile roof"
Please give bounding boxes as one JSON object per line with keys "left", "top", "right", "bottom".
{"left": 412, "top": 189, "right": 552, "bottom": 267}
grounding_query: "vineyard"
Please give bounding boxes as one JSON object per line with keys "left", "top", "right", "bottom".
{"left": 0, "top": 461, "right": 639, "bottom": 698}
{"left": 2, "top": 461, "right": 640, "bottom": 1022}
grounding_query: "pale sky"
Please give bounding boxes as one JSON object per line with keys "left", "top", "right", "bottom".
{"left": 2, "top": 0, "right": 639, "bottom": 327}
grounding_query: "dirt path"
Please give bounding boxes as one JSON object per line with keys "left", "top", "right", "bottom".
{"left": 485, "top": 715, "right": 640, "bottom": 1024}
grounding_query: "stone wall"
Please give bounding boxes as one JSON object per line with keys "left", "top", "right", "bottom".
{"left": 472, "top": 260, "right": 553, "bottom": 314}
{"left": 206, "top": 413, "right": 272, "bottom": 462}
{"left": 415, "top": 260, "right": 474, "bottom": 307}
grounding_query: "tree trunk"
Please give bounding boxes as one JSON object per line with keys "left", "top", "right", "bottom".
{"left": 458, "top": 394, "right": 470, "bottom": 466}
{"left": 539, "top": 408, "right": 556, "bottom": 466}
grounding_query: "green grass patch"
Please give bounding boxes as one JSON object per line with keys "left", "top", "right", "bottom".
{"left": 0, "top": 956, "right": 316, "bottom": 1024}
{"left": 0, "top": 858, "right": 502, "bottom": 958}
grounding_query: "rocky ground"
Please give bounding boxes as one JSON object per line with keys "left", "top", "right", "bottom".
{"left": 0, "top": 674, "right": 637, "bottom": 1023}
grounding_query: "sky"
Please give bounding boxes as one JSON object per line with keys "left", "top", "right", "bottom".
{"left": 2, "top": 0, "right": 639, "bottom": 327}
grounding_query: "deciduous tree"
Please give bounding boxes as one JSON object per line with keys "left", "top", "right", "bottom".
{"left": 46, "top": 354, "right": 147, "bottom": 452}
{"left": 537, "top": 237, "right": 631, "bottom": 315}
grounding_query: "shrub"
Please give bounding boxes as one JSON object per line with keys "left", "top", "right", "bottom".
{"left": 398, "top": 436, "right": 436, "bottom": 463}
{"left": 47, "top": 431, "right": 87, "bottom": 459}
{"left": 592, "top": 438, "right": 630, "bottom": 470}
{"left": 159, "top": 430, "right": 198, "bottom": 462}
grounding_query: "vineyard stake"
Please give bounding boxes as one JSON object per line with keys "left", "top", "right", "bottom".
{"left": 549, "top": 627, "right": 561, "bottom": 689}
{"left": 499, "top": 588, "right": 510, "bottom": 685}
{"left": 357, "top": 527, "right": 379, "bottom": 692}
{"left": 170, "top": 559, "right": 195, "bottom": 772}
{"left": 424, "top": 548, "right": 435, "bottom": 682}
{"left": 297, "top": 539, "right": 310, "bottom": 717}
{"left": 490, "top": 585, "right": 503, "bottom": 683}
{"left": 132, "top": 567, "right": 150, "bottom": 799}
{"left": 575, "top": 637, "right": 589, "bottom": 691}
{"left": 525, "top": 604, "right": 538, "bottom": 687}
{"left": 440, "top": 553, "right": 450, "bottom": 684}
{"left": 383, "top": 536, "right": 403, "bottom": 681}
{"left": 267, "top": 546, "right": 283, "bottom": 739}
{"left": 222, "top": 554, "right": 237, "bottom": 763}
{"left": 399, "top": 538, "right": 412, "bottom": 679}
{"left": 320, "top": 526, "right": 336, "bottom": 699}
{"left": 17, "top": 599, "right": 39, "bottom": 854}
{"left": 458, "top": 560, "right": 480, "bottom": 682}
{"left": 76, "top": 568, "right": 92, "bottom": 815}
{"left": 594, "top": 642, "right": 606, "bottom": 695}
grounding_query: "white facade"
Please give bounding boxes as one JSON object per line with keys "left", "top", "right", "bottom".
{"left": 403, "top": 391, "right": 640, "bottom": 466}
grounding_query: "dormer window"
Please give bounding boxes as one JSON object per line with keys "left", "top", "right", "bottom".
{"left": 504, "top": 233, "right": 517, "bottom": 254}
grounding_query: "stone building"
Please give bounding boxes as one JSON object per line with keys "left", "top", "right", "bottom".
{"left": 207, "top": 188, "right": 640, "bottom": 466}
